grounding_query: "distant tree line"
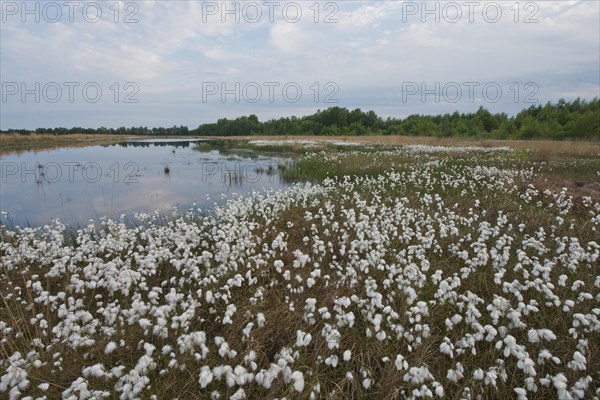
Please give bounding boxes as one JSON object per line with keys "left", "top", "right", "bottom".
{"left": 2, "top": 125, "right": 191, "bottom": 136}
{"left": 2, "top": 98, "right": 598, "bottom": 140}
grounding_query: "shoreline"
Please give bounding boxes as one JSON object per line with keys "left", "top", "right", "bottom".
{"left": 2, "top": 133, "right": 599, "bottom": 157}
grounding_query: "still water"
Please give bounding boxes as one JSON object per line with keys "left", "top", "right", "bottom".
{"left": 0, "top": 139, "right": 291, "bottom": 226}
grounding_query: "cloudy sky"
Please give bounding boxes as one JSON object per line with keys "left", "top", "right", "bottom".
{"left": 1, "top": 0, "right": 599, "bottom": 129}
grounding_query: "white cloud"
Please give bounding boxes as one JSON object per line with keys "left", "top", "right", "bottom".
{"left": 336, "top": 1, "right": 402, "bottom": 30}
{"left": 0, "top": 0, "right": 598, "bottom": 128}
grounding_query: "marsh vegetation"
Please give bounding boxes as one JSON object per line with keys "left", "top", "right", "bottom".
{"left": 1, "top": 141, "right": 599, "bottom": 399}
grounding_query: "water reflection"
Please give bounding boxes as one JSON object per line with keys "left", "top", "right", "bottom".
{"left": 0, "top": 140, "right": 291, "bottom": 227}
{"left": 106, "top": 139, "right": 206, "bottom": 149}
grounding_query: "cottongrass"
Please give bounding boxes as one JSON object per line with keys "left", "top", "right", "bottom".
{"left": 248, "top": 140, "right": 318, "bottom": 147}
{"left": 1, "top": 147, "right": 599, "bottom": 399}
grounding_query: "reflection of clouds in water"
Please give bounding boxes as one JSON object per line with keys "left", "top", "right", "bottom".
{"left": 1, "top": 142, "right": 291, "bottom": 226}
{"left": 86, "top": 187, "right": 181, "bottom": 221}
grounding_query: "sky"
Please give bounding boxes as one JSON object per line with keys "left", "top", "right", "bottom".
{"left": 1, "top": 0, "right": 599, "bottom": 129}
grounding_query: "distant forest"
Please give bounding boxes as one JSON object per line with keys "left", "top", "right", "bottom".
{"left": 3, "top": 98, "right": 599, "bottom": 140}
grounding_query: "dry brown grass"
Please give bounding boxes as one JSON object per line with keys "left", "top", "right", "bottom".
{"left": 0, "top": 134, "right": 145, "bottom": 155}
{"left": 0, "top": 133, "right": 128, "bottom": 145}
